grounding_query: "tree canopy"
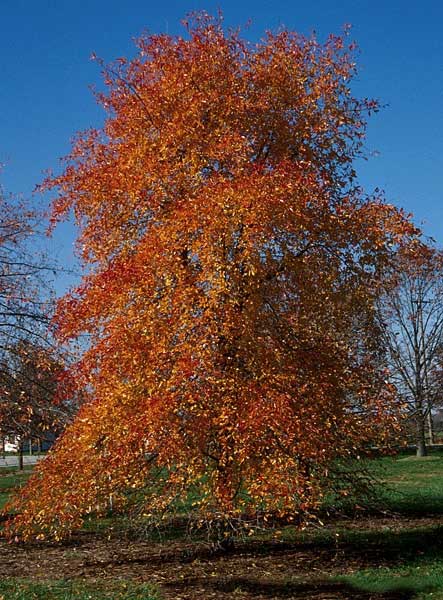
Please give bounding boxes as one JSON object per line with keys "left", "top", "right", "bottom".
{"left": 6, "top": 15, "right": 417, "bottom": 541}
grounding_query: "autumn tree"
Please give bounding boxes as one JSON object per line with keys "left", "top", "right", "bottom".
{"left": 6, "top": 15, "right": 417, "bottom": 541}
{"left": 0, "top": 340, "right": 74, "bottom": 468}
{"left": 378, "top": 244, "right": 443, "bottom": 457}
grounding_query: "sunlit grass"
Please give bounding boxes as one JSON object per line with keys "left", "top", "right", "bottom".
{"left": 338, "top": 562, "right": 443, "bottom": 599}
{"left": 0, "top": 579, "right": 159, "bottom": 600}
{"left": 373, "top": 447, "right": 443, "bottom": 515}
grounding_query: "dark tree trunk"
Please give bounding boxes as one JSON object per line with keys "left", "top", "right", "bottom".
{"left": 416, "top": 417, "right": 427, "bottom": 457}
{"left": 18, "top": 442, "right": 24, "bottom": 471}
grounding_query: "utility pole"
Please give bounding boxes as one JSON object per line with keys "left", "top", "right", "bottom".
{"left": 414, "top": 297, "right": 435, "bottom": 446}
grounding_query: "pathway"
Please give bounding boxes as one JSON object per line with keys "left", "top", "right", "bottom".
{"left": 0, "top": 455, "right": 43, "bottom": 468}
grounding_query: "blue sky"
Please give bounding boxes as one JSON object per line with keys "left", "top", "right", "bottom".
{"left": 1, "top": 0, "right": 442, "bottom": 294}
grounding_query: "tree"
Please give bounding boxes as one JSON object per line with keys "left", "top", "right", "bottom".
{"left": 0, "top": 340, "right": 73, "bottom": 469}
{"left": 378, "top": 244, "right": 443, "bottom": 457}
{"left": 0, "top": 192, "right": 50, "bottom": 347}
{"left": 0, "top": 189, "right": 63, "bottom": 464}
{"left": 6, "top": 15, "right": 417, "bottom": 541}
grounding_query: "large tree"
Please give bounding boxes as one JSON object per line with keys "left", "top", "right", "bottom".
{"left": 6, "top": 15, "right": 416, "bottom": 541}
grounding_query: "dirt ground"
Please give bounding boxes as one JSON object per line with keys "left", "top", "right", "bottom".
{"left": 1, "top": 515, "right": 441, "bottom": 599}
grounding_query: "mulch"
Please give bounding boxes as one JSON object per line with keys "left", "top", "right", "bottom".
{"left": 0, "top": 515, "right": 441, "bottom": 599}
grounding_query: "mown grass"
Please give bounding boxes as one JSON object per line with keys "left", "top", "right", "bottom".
{"left": 0, "top": 468, "right": 33, "bottom": 511}
{"left": 338, "top": 563, "right": 443, "bottom": 599}
{"left": 375, "top": 447, "right": 443, "bottom": 515}
{"left": 0, "top": 579, "right": 159, "bottom": 599}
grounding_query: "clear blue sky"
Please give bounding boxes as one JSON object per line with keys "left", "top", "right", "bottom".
{"left": 1, "top": 0, "right": 442, "bottom": 295}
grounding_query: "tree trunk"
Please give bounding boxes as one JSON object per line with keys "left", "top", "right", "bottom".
{"left": 427, "top": 409, "right": 435, "bottom": 445}
{"left": 18, "top": 442, "right": 24, "bottom": 471}
{"left": 416, "top": 417, "right": 427, "bottom": 457}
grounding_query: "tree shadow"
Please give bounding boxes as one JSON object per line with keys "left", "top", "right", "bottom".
{"left": 314, "top": 523, "right": 443, "bottom": 566}
{"left": 69, "top": 520, "right": 443, "bottom": 570}
{"left": 164, "top": 576, "right": 422, "bottom": 599}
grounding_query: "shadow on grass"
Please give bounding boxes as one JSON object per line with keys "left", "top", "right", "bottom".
{"left": 379, "top": 491, "right": 443, "bottom": 517}
{"left": 66, "top": 522, "right": 443, "bottom": 574}
{"left": 286, "top": 523, "right": 443, "bottom": 568}
{"left": 164, "top": 576, "right": 423, "bottom": 599}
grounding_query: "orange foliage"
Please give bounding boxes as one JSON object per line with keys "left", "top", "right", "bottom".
{"left": 6, "top": 14, "right": 418, "bottom": 541}
{"left": 0, "top": 341, "right": 69, "bottom": 444}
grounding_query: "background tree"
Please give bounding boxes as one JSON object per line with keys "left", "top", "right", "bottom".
{"left": 0, "top": 187, "right": 69, "bottom": 463}
{"left": 6, "top": 15, "right": 417, "bottom": 542}
{"left": 0, "top": 192, "right": 50, "bottom": 344}
{"left": 378, "top": 244, "right": 443, "bottom": 456}
{"left": 0, "top": 340, "right": 73, "bottom": 469}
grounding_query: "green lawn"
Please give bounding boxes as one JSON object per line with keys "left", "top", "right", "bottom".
{"left": 0, "top": 580, "right": 159, "bottom": 600}
{"left": 375, "top": 448, "right": 443, "bottom": 515}
{"left": 0, "top": 468, "right": 33, "bottom": 511}
{"left": 338, "top": 562, "right": 443, "bottom": 599}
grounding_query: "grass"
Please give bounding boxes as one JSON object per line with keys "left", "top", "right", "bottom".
{"left": 374, "top": 447, "right": 443, "bottom": 515}
{"left": 0, "top": 468, "right": 33, "bottom": 511}
{"left": 338, "top": 563, "right": 443, "bottom": 599}
{"left": 0, "top": 579, "right": 159, "bottom": 599}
